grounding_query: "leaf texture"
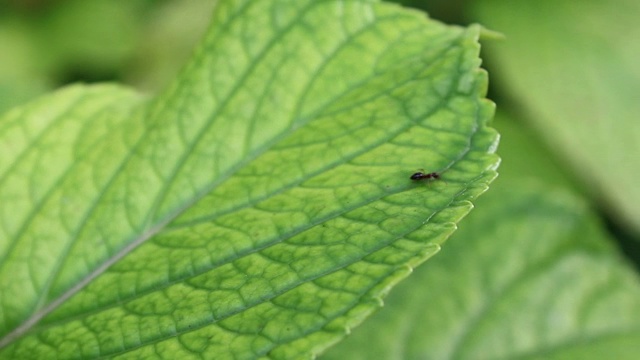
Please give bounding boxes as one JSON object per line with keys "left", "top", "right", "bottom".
{"left": 0, "top": 1, "right": 499, "bottom": 358}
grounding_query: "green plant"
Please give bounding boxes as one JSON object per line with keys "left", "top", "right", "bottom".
{"left": 1, "top": 0, "right": 639, "bottom": 359}
{"left": 0, "top": 0, "right": 497, "bottom": 358}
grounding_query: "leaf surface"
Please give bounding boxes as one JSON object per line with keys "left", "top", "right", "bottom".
{"left": 0, "top": 1, "right": 498, "bottom": 358}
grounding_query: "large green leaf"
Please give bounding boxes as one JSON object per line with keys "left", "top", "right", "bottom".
{"left": 0, "top": 1, "right": 498, "bottom": 358}
{"left": 321, "top": 111, "right": 640, "bottom": 358}
{"left": 473, "top": 0, "right": 640, "bottom": 233}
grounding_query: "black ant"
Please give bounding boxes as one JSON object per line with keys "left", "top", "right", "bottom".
{"left": 410, "top": 171, "right": 440, "bottom": 181}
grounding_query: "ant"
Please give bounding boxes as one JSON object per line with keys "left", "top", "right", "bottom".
{"left": 410, "top": 171, "right": 441, "bottom": 181}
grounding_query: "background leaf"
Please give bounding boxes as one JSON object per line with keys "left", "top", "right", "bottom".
{"left": 126, "top": 0, "right": 217, "bottom": 92}
{"left": 472, "top": 0, "right": 640, "bottom": 234}
{"left": 0, "top": 0, "right": 498, "bottom": 358}
{"left": 0, "top": 0, "right": 150, "bottom": 112}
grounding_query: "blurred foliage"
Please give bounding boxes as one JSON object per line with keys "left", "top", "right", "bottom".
{"left": 474, "top": 0, "right": 640, "bottom": 237}
{"left": 0, "top": 0, "right": 212, "bottom": 111}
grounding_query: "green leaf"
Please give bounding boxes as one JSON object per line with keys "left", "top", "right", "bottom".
{"left": 0, "top": 1, "right": 498, "bottom": 358}
{"left": 472, "top": 0, "right": 640, "bottom": 233}
{"left": 320, "top": 184, "right": 640, "bottom": 359}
